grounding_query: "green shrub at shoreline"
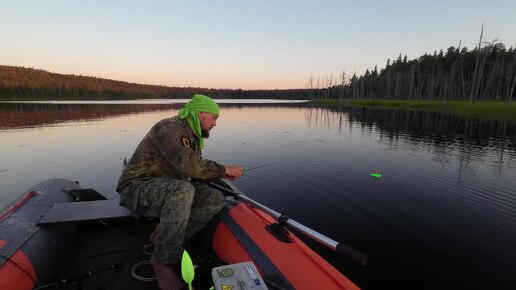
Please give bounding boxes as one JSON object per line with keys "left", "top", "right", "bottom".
{"left": 314, "top": 99, "right": 516, "bottom": 124}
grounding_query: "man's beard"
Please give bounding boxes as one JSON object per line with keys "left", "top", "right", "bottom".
{"left": 201, "top": 129, "right": 210, "bottom": 138}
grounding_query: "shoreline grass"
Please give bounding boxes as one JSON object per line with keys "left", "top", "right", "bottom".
{"left": 313, "top": 99, "right": 516, "bottom": 124}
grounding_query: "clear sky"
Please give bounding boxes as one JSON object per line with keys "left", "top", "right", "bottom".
{"left": 1, "top": 0, "right": 515, "bottom": 90}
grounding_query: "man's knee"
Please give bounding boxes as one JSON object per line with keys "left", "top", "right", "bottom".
{"left": 210, "top": 189, "right": 224, "bottom": 209}
{"left": 197, "top": 186, "right": 224, "bottom": 210}
{"left": 161, "top": 180, "right": 195, "bottom": 208}
{"left": 173, "top": 180, "right": 195, "bottom": 196}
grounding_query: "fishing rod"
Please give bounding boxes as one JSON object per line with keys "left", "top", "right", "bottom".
{"left": 243, "top": 159, "right": 288, "bottom": 174}
{"left": 33, "top": 263, "right": 121, "bottom": 289}
{"left": 210, "top": 180, "right": 368, "bottom": 266}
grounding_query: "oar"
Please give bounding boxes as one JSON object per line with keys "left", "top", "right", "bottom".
{"left": 210, "top": 180, "right": 368, "bottom": 266}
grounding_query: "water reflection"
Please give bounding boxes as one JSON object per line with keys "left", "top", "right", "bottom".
{"left": 305, "top": 106, "right": 516, "bottom": 288}
{"left": 307, "top": 106, "right": 516, "bottom": 174}
{"left": 1, "top": 102, "right": 515, "bottom": 289}
{"left": 308, "top": 106, "right": 516, "bottom": 150}
{"left": 0, "top": 103, "right": 184, "bottom": 129}
{"left": 0, "top": 101, "right": 310, "bottom": 130}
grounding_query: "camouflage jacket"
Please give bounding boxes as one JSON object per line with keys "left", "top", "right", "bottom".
{"left": 116, "top": 116, "right": 225, "bottom": 192}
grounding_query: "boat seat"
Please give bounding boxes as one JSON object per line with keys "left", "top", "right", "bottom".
{"left": 37, "top": 199, "right": 133, "bottom": 226}
{"left": 64, "top": 188, "right": 108, "bottom": 201}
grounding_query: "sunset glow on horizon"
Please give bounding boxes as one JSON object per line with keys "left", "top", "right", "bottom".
{"left": 2, "top": 1, "right": 516, "bottom": 90}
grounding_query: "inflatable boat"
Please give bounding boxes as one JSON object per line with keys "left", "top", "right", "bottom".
{"left": 0, "top": 178, "right": 365, "bottom": 290}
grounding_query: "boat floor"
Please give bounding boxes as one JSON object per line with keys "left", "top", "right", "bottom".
{"left": 42, "top": 218, "right": 221, "bottom": 290}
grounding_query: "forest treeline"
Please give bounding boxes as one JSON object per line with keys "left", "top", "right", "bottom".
{"left": 1, "top": 38, "right": 515, "bottom": 102}
{"left": 0, "top": 65, "right": 309, "bottom": 100}
{"left": 309, "top": 39, "right": 516, "bottom": 102}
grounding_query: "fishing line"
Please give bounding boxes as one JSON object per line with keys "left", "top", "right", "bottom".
{"left": 243, "top": 159, "right": 289, "bottom": 174}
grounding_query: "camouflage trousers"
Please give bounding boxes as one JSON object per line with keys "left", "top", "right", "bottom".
{"left": 119, "top": 178, "right": 224, "bottom": 264}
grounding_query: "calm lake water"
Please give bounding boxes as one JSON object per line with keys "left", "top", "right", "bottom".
{"left": 1, "top": 100, "right": 515, "bottom": 289}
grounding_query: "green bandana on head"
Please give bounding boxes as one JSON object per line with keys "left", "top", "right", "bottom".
{"left": 178, "top": 94, "right": 219, "bottom": 149}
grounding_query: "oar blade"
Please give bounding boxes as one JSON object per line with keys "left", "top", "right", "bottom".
{"left": 337, "top": 243, "right": 368, "bottom": 266}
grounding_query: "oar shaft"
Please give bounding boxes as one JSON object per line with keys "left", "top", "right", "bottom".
{"left": 284, "top": 218, "right": 367, "bottom": 266}
{"left": 238, "top": 193, "right": 337, "bottom": 247}
{"left": 210, "top": 181, "right": 367, "bottom": 266}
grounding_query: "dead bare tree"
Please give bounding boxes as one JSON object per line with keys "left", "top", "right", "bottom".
{"left": 408, "top": 64, "right": 415, "bottom": 100}
{"left": 482, "top": 45, "right": 501, "bottom": 101}
{"left": 507, "top": 52, "right": 516, "bottom": 103}
{"left": 327, "top": 73, "right": 334, "bottom": 99}
{"left": 340, "top": 70, "right": 346, "bottom": 99}
{"left": 307, "top": 76, "right": 315, "bottom": 99}
{"left": 470, "top": 22, "right": 484, "bottom": 102}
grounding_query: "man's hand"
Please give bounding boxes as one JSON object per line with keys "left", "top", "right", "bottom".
{"left": 224, "top": 165, "right": 244, "bottom": 181}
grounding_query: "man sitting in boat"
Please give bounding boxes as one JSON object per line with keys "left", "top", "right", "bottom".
{"left": 116, "top": 94, "right": 243, "bottom": 290}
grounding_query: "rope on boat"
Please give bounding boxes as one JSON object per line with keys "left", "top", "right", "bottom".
{"left": 0, "top": 254, "right": 37, "bottom": 284}
{"left": 143, "top": 243, "right": 153, "bottom": 255}
{"left": 131, "top": 260, "right": 156, "bottom": 282}
{"left": 130, "top": 243, "right": 156, "bottom": 282}
{"left": 131, "top": 245, "right": 200, "bottom": 283}
{"left": 0, "top": 191, "right": 37, "bottom": 222}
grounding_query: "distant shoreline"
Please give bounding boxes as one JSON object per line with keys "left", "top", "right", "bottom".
{"left": 0, "top": 99, "right": 310, "bottom": 104}
{"left": 314, "top": 99, "right": 516, "bottom": 124}
{"left": 2, "top": 97, "right": 514, "bottom": 123}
